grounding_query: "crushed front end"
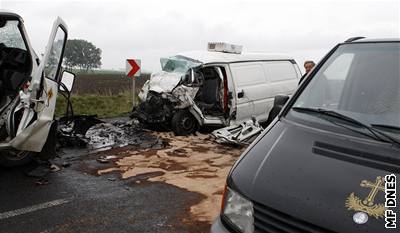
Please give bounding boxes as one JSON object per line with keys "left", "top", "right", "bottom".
{"left": 132, "top": 56, "right": 202, "bottom": 127}
{"left": 133, "top": 91, "right": 176, "bottom": 124}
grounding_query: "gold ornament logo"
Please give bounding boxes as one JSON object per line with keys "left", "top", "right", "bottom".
{"left": 47, "top": 88, "right": 54, "bottom": 101}
{"left": 345, "top": 176, "right": 387, "bottom": 219}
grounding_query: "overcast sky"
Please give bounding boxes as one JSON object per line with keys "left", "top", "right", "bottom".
{"left": 1, "top": 0, "right": 399, "bottom": 73}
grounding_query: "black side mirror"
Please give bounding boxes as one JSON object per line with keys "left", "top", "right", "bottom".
{"left": 265, "top": 95, "right": 290, "bottom": 126}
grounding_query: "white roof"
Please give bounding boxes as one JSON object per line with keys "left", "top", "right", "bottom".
{"left": 177, "top": 50, "right": 294, "bottom": 64}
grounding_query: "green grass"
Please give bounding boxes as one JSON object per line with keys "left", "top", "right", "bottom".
{"left": 70, "top": 69, "right": 125, "bottom": 75}
{"left": 55, "top": 90, "right": 135, "bottom": 118}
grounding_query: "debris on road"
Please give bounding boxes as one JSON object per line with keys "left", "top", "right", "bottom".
{"left": 58, "top": 115, "right": 104, "bottom": 148}
{"left": 212, "top": 118, "right": 264, "bottom": 145}
{"left": 98, "top": 132, "right": 245, "bottom": 223}
{"left": 85, "top": 120, "right": 166, "bottom": 150}
{"left": 97, "top": 155, "right": 118, "bottom": 163}
{"left": 58, "top": 116, "right": 167, "bottom": 152}
{"left": 35, "top": 179, "right": 50, "bottom": 186}
{"left": 55, "top": 114, "right": 253, "bottom": 224}
{"left": 50, "top": 164, "right": 61, "bottom": 173}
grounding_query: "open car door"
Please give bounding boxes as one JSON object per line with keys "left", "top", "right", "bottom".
{"left": 9, "top": 17, "right": 68, "bottom": 152}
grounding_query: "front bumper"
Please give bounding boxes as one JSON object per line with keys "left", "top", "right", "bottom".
{"left": 132, "top": 92, "right": 173, "bottom": 124}
{"left": 210, "top": 216, "right": 232, "bottom": 233}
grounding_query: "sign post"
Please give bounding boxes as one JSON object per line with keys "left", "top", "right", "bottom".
{"left": 126, "top": 59, "right": 141, "bottom": 107}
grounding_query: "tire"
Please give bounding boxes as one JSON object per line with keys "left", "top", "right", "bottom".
{"left": 0, "top": 149, "right": 35, "bottom": 167}
{"left": 171, "top": 110, "right": 198, "bottom": 136}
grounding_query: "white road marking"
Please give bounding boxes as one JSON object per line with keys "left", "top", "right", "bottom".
{"left": 0, "top": 198, "right": 70, "bottom": 220}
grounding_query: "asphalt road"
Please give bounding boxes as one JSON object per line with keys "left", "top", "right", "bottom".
{"left": 0, "top": 147, "right": 210, "bottom": 233}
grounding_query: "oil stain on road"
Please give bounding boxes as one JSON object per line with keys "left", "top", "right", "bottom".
{"left": 96, "top": 132, "right": 245, "bottom": 223}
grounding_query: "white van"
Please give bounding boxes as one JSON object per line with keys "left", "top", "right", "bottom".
{"left": 134, "top": 43, "right": 301, "bottom": 135}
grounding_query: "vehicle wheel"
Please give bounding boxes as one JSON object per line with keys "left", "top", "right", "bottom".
{"left": 0, "top": 149, "right": 35, "bottom": 167}
{"left": 171, "top": 110, "right": 198, "bottom": 136}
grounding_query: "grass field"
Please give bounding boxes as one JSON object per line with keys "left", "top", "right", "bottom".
{"left": 71, "top": 69, "right": 125, "bottom": 75}
{"left": 55, "top": 70, "right": 149, "bottom": 118}
{"left": 71, "top": 72, "right": 150, "bottom": 95}
{"left": 55, "top": 91, "right": 134, "bottom": 118}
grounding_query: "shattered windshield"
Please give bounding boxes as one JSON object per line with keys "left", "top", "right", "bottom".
{"left": 160, "top": 55, "right": 201, "bottom": 73}
{"left": 0, "top": 20, "right": 26, "bottom": 50}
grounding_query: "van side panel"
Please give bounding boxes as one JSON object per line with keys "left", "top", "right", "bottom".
{"left": 260, "top": 61, "right": 299, "bottom": 119}
{"left": 230, "top": 61, "right": 299, "bottom": 123}
{"left": 229, "top": 62, "right": 266, "bottom": 122}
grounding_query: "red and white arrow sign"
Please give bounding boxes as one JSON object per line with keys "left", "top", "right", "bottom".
{"left": 126, "top": 59, "right": 141, "bottom": 78}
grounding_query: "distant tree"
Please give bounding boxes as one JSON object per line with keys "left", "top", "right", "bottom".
{"left": 64, "top": 39, "right": 102, "bottom": 72}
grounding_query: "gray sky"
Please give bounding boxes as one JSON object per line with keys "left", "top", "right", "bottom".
{"left": 1, "top": 0, "right": 399, "bottom": 73}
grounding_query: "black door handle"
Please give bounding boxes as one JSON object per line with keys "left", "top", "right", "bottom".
{"left": 238, "top": 90, "right": 244, "bottom": 99}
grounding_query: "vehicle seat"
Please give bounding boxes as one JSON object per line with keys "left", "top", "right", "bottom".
{"left": 202, "top": 78, "right": 220, "bottom": 105}
{"left": 1, "top": 70, "right": 28, "bottom": 93}
{"left": 194, "top": 68, "right": 223, "bottom": 116}
{"left": 0, "top": 48, "right": 30, "bottom": 95}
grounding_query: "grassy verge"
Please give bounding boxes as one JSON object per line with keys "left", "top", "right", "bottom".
{"left": 69, "top": 69, "right": 125, "bottom": 75}
{"left": 55, "top": 90, "right": 134, "bottom": 118}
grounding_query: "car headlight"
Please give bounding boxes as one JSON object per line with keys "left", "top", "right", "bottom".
{"left": 222, "top": 187, "right": 254, "bottom": 233}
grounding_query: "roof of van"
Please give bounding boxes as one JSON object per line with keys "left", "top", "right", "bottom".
{"left": 177, "top": 51, "right": 295, "bottom": 64}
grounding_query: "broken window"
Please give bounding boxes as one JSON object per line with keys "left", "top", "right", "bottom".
{"left": 160, "top": 55, "right": 201, "bottom": 73}
{"left": 0, "top": 20, "right": 26, "bottom": 50}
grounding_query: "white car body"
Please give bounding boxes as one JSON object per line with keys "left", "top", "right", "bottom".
{"left": 0, "top": 11, "right": 71, "bottom": 165}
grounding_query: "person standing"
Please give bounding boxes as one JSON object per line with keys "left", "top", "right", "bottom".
{"left": 299, "top": 60, "right": 315, "bottom": 84}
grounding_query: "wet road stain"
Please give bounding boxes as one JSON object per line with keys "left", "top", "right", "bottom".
{"left": 97, "top": 132, "right": 245, "bottom": 223}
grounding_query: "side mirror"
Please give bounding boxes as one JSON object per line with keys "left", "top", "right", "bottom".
{"left": 190, "top": 68, "right": 195, "bottom": 83}
{"left": 265, "top": 95, "right": 290, "bottom": 126}
{"left": 60, "top": 70, "right": 75, "bottom": 92}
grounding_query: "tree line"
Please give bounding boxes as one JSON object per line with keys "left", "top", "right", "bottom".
{"left": 64, "top": 39, "right": 102, "bottom": 72}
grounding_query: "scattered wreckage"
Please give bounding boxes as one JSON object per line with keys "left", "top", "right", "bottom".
{"left": 0, "top": 11, "right": 75, "bottom": 166}
{"left": 212, "top": 117, "right": 264, "bottom": 145}
{"left": 133, "top": 42, "right": 301, "bottom": 135}
{"left": 58, "top": 115, "right": 166, "bottom": 152}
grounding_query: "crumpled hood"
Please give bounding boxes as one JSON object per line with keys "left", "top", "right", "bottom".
{"left": 147, "top": 71, "right": 183, "bottom": 93}
{"left": 139, "top": 71, "right": 183, "bottom": 101}
{"left": 230, "top": 120, "right": 400, "bottom": 233}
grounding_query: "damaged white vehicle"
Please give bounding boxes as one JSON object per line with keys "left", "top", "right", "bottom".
{"left": 134, "top": 43, "right": 302, "bottom": 135}
{"left": 0, "top": 11, "right": 74, "bottom": 166}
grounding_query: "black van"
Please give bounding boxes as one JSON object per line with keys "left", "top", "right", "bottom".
{"left": 211, "top": 38, "right": 399, "bottom": 233}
